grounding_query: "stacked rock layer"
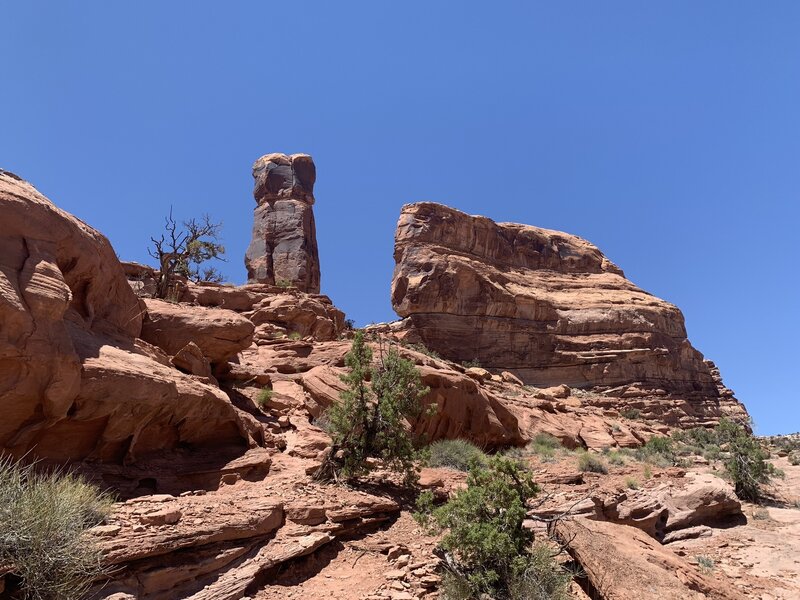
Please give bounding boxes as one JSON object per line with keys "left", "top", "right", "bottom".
{"left": 391, "top": 202, "right": 748, "bottom": 423}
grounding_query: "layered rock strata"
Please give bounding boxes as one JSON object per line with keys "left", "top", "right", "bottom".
{"left": 390, "top": 202, "right": 749, "bottom": 426}
{"left": 245, "top": 153, "right": 320, "bottom": 293}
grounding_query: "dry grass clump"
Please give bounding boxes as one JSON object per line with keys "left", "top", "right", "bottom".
{"left": 427, "top": 439, "right": 488, "bottom": 472}
{"left": 577, "top": 451, "right": 608, "bottom": 474}
{"left": 0, "top": 457, "right": 113, "bottom": 600}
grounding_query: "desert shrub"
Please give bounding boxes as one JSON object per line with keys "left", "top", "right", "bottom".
{"left": 715, "top": 418, "right": 780, "bottom": 502}
{"left": 416, "top": 456, "right": 569, "bottom": 600}
{"left": 577, "top": 452, "right": 608, "bottom": 474}
{"left": 428, "top": 439, "right": 487, "bottom": 472}
{"left": 606, "top": 450, "right": 626, "bottom": 466}
{"left": 319, "top": 331, "right": 429, "bottom": 483}
{"left": 276, "top": 278, "right": 293, "bottom": 289}
{"left": 625, "top": 477, "right": 639, "bottom": 490}
{"left": 288, "top": 331, "right": 302, "bottom": 340}
{"left": 504, "top": 434, "right": 563, "bottom": 463}
{"left": 0, "top": 458, "right": 113, "bottom": 600}
{"left": 634, "top": 436, "right": 677, "bottom": 467}
{"left": 256, "top": 387, "right": 273, "bottom": 410}
{"left": 620, "top": 408, "right": 641, "bottom": 420}
{"left": 696, "top": 555, "right": 715, "bottom": 572}
{"left": 461, "top": 358, "right": 482, "bottom": 369}
{"left": 789, "top": 453, "right": 800, "bottom": 466}
{"left": 405, "top": 342, "right": 441, "bottom": 360}
{"left": 643, "top": 464, "right": 653, "bottom": 479}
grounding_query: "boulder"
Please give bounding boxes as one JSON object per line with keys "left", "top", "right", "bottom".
{"left": 390, "top": 202, "right": 749, "bottom": 427}
{"left": 141, "top": 298, "right": 254, "bottom": 364}
{"left": 601, "top": 472, "right": 743, "bottom": 541}
{"left": 245, "top": 153, "right": 320, "bottom": 293}
{"left": 556, "top": 518, "right": 744, "bottom": 600}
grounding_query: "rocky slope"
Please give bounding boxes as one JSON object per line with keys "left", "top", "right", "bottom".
{"left": 389, "top": 202, "right": 749, "bottom": 428}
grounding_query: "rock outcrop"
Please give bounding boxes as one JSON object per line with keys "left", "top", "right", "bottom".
{"left": 0, "top": 170, "right": 258, "bottom": 467}
{"left": 245, "top": 153, "right": 320, "bottom": 293}
{"left": 390, "top": 202, "right": 749, "bottom": 427}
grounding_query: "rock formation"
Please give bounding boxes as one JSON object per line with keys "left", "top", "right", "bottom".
{"left": 0, "top": 170, "right": 259, "bottom": 469}
{"left": 390, "top": 202, "right": 749, "bottom": 427}
{"left": 245, "top": 153, "right": 321, "bottom": 293}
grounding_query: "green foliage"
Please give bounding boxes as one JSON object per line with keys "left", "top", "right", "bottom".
{"left": 288, "top": 331, "right": 303, "bottom": 340}
{"left": 344, "top": 318, "right": 356, "bottom": 330}
{"left": 696, "top": 555, "right": 715, "bottom": 572}
{"left": 606, "top": 450, "right": 626, "bottom": 466}
{"left": 418, "top": 456, "right": 568, "bottom": 600}
{"left": 577, "top": 452, "right": 608, "bottom": 474}
{"left": 276, "top": 278, "right": 293, "bottom": 289}
{"left": 0, "top": 457, "right": 113, "bottom": 600}
{"left": 620, "top": 408, "right": 641, "bottom": 420}
{"left": 505, "top": 433, "right": 564, "bottom": 463}
{"left": 427, "top": 439, "right": 487, "bottom": 472}
{"left": 634, "top": 436, "right": 677, "bottom": 467}
{"left": 625, "top": 477, "right": 639, "bottom": 490}
{"left": 461, "top": 358, "right": 483, "bottom": 369}
{"left": 790, "top": 453, "right": 800, "bottom": 466}
{"left": 256, "top": 387, "right": 273, "bottom": 410}
{"left": 149, "top": 209, "right": 225, "bottom": 297}
{"left": 323, "top": 332, "right": 429, "bottom": 483}
{"left": 715, "top": 418, "right": 780, "bottom": 502}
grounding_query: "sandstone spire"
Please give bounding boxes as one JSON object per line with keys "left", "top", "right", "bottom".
{"left": 245, "top": 153, "right": 321, "bottom": 293}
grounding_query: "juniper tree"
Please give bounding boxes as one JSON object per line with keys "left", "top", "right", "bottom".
{"left": 318, "top": 331, "right": 429, "bottom": 483}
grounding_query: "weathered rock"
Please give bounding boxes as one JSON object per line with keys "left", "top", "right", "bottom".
{"left": 245, "top": 153, "right": 320, "bottom": 293}
{"left": 141, "top": 298, "right": 254, "bottom": 364}
{"left": 556, "top": 518, "right": 744, "bottom": 599}
{"left": 171, "top": 341, "right": 213, "bottom": 379}
{"left": 390, "top": 202, "right": 749, "bottom": 427}
{"left": 0, "top": 171, "right": 256, "bottom": 465}
{"left": 601, "top": 472, "right": 742, "bottom": 541}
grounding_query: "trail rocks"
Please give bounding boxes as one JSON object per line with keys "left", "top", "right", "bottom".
{"left": 390, "top": 202, "right": 749, "bottom": 428}
{"left": 245, "top": 153, "right": 320, "bottom": 293}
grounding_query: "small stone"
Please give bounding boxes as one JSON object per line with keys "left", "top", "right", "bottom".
{"left": 140, "top": 508, "right": 182, "bottom": 526}
{"left": 90, "top": 524, "right": 121, "bottom": 537}
{"left": 385, "top": 569, "right": 406, "bottom": 580}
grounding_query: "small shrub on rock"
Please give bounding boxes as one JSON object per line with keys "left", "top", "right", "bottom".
{"left": 427, "top": 439, "right": 487, "bottom": 472}
{"left": 620, "top": 408, "right": 641, "bottom": 420}
{"left": 577, "top": 452, "right": 608, "bottom": 474}
{"left": 416, "top": 456, "right": 570, "bottom": 600}
{"left": 0, "top": 457, "right": 113, "bottom": 600}
{"left": 256, "top": 387, "right": 273, "bottom": 410}
{"left": 715, "top": 418, "right": 781, "bottom": 502}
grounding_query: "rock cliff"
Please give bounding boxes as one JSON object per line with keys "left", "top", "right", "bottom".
{"left": 390, "top": 202, "right": 748, "bottom": 426}
{"left": 245, "top": 153, "right": 321, "bottom": 293}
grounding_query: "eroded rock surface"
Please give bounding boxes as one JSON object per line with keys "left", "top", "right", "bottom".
{"left": 390, "top": 202, "right": 749, "bottom": 427}
{"left": 245, "top": 153, "right": 320, "bottom": 293}
{"left": 0, "top": 171, "right": 257, "bottom": 465}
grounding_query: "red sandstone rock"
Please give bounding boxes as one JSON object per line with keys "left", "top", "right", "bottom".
{"left": 245, "top": 153, "right": 320, "bottom": 293}
{"left": 0, "top": 171, "right": 257, "bottom": 465}
{"left": 141, "top": 298, "right": 254, "bottom": 364}
{"left": 390, "top": 202, "right": 749, "bottom": 428}
{"left": 556, "top": 517, "right": 745, "bottom": 599}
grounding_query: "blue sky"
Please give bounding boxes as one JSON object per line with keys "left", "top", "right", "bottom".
{"left": 2, "top": 2, "right": 798, "bottom": 435}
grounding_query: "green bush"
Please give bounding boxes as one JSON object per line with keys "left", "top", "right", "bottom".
{"left": 275, "top": 278, "right": 293, "bottom": 289}
{"left": 287, "top": 331, "right": 303, "bottom": 340}
{"left": 0, "top": 457, "right": 113, "bottom": 600}
{"left": 427, "top": 439, "right": 487, "bottom": 472}
{"left": 577, "top": 452, "right": 608, "bottom": 474}
{"left": 620, "top": 408, "right": 641, "bottom": 420}
{"left": 505, "top": 433, "right": 563, "bottom": 463}
{"left": 715, "top": 418, "right": 780, "bottom": 502}
{"left": 625, "top": 477, "right": 639, "bottom": 490}
{"left": 789, "top": 453, "right": 800, "bottom": 466}
{"left": 256, "top": 387, "right": 273, "bottom": 410}
{"left": 319, "top": 331, "right": 429, "bottom": 483}
{"left": 416, "top": 456, "right": 570, "bottom": 600}
{"left": 607, "top": 450, "right": 626, "bottom": 466}
{"left": 634, "top": 436, "right": 677, "bottom": 467}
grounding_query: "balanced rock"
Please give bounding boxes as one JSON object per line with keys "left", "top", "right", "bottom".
{"left": 245, "top": 153, "right": 320, "bottom": 293}
{"left": 391, "top": 202, "right": 749, "bottom": 424}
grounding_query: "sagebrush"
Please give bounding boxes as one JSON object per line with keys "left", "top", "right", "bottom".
{"left": 0, "top": 457, "right": 113, "bottom": 600}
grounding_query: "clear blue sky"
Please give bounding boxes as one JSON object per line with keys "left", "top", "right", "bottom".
{"left": 2, "top": 2, "right": 798, "bottom": 435}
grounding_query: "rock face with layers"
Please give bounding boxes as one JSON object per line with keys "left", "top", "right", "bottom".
{"left": 0, "top": 170, "right": 257, "bottom": 465}
{"left": 245, "top": 153, "right": 320, "bottom": 293}
{"left": 391, "top": 202, "right": 748, "bottom": 425}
